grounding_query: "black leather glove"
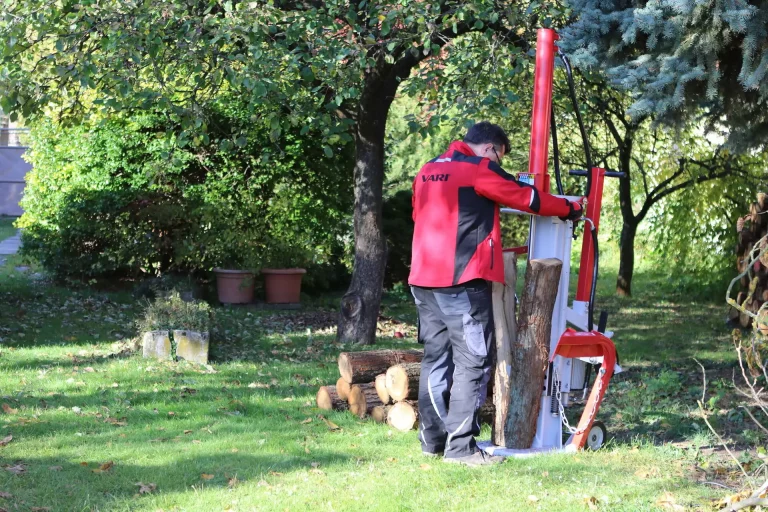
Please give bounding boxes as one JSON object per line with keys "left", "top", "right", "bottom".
{"left": 559, "top": 200, "right": 583, "bottom": 222}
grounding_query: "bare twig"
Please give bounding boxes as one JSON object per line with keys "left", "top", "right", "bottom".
{"left": 695, "top": 362, "right": 751, "bottom": 481}
{"left": 694, "top": 358, "right": 707, "bottom": 403}
{"left": 728, "top": 497, "right": 768, "bottom": 511}
{"left": 703, "top": 481, "right": 737, "bottom": 490}
{"left": 741, "top": 406, "right": 768, "bottom": 435}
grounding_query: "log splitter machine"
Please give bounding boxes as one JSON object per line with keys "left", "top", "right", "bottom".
{"left": 478, "top": 28, "right": 624, "bottom": 457}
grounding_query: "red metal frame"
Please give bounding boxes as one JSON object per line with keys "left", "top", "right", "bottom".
{"left": 527, "top": 28, "right": 558, "bottom": 194}
{"left": 502, "top": 246, "right": 528, "bottom": 255}
{"left": 552, "top": 328, "right": 616, "bottom": 450}
{"left": 575, "top": 167, "right": 606, "bottom": 303}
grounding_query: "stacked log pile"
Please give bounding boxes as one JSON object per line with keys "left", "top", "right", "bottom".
{"left": 732, "top": 192, "right": 768, "bottom": 328}
{"left": 317, "top": 349, "right": 495, "bottom": 431}
{"left": 316, "top": 349, "right": 425, "bottom": 431}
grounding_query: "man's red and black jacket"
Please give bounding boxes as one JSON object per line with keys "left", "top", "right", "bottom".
{"left": 408, "top": 140, "right": 574, "bottom": 287}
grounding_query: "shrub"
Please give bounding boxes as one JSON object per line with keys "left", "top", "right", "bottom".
{"left": 136, "top": 291, "right": 212, "bottom": 333}
{"left": 19, "top": 101, "right": 354, "bottom": 287}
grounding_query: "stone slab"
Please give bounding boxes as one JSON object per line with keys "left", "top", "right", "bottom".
{"left": 142, "top": 330, "right": 172, "bottom": 360}
{"left": 174, "top": 330, "right": 210, "bottom": 364}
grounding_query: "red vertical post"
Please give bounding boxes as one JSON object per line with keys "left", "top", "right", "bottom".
{"left": 527, "top": 28, "right": 559, "bottom": 194}
{"left": 575, "top": 167, "right": 606, "bottom": 304}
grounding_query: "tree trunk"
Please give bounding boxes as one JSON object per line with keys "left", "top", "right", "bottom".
{"left": 337, "top": 66, "right": 399, "bottom": 345}
{"left": 385, "top": 362, "right": 420, "bottom": 402}
{"left": 338, "top": 349, "right": 423, "bottom": 384}
{"left": 491, "top": 252, "right": 517, "bottom": 447}
{"left": 507, "top": 258, "right": 562, "bottom": 449}
{"left": 616, "top": 221, "right": 638, "bottom": 297}
{"left": 348, "top": 383, "right": 382, "bottom": 418}
{"left": 374, "top": 374, "right": 391, "bottom": 404}
{"left": 386, "top": 401, "right": 418, "bottom": 431}
{"left": 316, "top": 385, "right": 348, "bottom": 411}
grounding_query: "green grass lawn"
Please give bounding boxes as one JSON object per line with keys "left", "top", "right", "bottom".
{"left": 0, "top": 254, "right": 754, "bottom": 511}
{"left": 0, "top": 217, "right": 18, "bottom": 242}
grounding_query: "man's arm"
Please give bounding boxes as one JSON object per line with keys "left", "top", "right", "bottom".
{"left": 475, "top": 161, "right": 581, "bottom": 219}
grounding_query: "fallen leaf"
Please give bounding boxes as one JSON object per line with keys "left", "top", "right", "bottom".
{"left": 268, "top": 471, "right": 283, "bottom": 477}
{"left": 1, "top": 405, "right": 17, "bottom": 415}
{"left": 541, "top": 471, "right": 549, "bottom": 477}
{"left": 310, "top": 462, "right": 320, "bottom": 469}
{"left": 386, "top": 457, "right": 397, "bottom": 463}
{"left": 192, "top": 439, "right": 201, "bottom": 444}
{"left": 183, "top": 430, "right": 193, "bottom": 435}
{"left": 420, "top": 463, "right": 432, "bottom": 471}
{"left": 168, "top": 412, "right": 175, "bottom": 417}
{"left": 318, "top": 415, "right": 340, "bottom": 431}
{"left": 135, "top": 482, "right": 156, "bottom": 494}
{"left": 309, "top": 468, "right": 324, "bottom": 475}
{"left": 0, "top": 436, "right": 12, "bottom": 447}
{"left": 528, "top": 495, "right": 538, "bottom": 502}
{"left": 230, "top": 448, "right": 239, "bottom": 453}
{"left": 0, "top": 492, "right": 10, "bottom": 499}
{"left": 48, "top": 466, "right": 62, "bottom": 472}
{"left": 4, "top": 463, "right": 26, "bottom": 475}
{"left": 228, "top": 476, "right": 238, "bottom": 488}
{"left": 201, "top": 473, "right": 214, "bottom": 480}
{"left": 301, "top": 418, "right": 312, "bottom": 424}
{"left": 656, "top": 492, "right": 685, "bottom": 511}
{"left": 79, "top": 462, "right": 88, "bottom": 466}
{"left": 92, "top": 461, "right": 113, "bottom": 473}
{"left": 584, "top": 496, "right": 599, "bottom": 510}
{"left": 83, "top": 367, "right": 95, "bottom": 373}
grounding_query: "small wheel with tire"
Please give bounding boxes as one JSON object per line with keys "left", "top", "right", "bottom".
{"left": 586, "top": 421, "right": 607, "bottom": 450}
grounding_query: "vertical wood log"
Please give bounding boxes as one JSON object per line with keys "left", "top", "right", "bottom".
{"left": 374, "top": 374, "right": 391, "bottom": 404}
{"left": 491, "top": 251, "right": 517, "bottom": 447}
{"left": 385, "top": 362, "right": 420, "bottom": 402}
{"left": 316, "top": 385, "right": 348, "bottom": 411}
{"left": 507, "top": 258, "right": 563, "bottom": 449}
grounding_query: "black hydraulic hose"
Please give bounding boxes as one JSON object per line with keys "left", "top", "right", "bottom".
{"left": 558, "top": 49, "right": 593, "bottom": 198}
{"left": 551, "top": 105, "right": 564, "bottom": 196}
{"left": 589, "top": 223, "right": 598, "bottom": 332}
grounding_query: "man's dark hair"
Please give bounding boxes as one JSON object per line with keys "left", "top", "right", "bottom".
{"left": 463, "top": 121, "right": 511, "bottom": 154}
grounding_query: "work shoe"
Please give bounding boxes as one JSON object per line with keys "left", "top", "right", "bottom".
{"left": 444, "top": 450, "right": 505, "bottom": 467}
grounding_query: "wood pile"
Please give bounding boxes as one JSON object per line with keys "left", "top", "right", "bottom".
{"left": 316, "top": 349, "right": 425, "bottom": 431}
{"left": 731, "top": 192, "right": 768, "bottom": 328}
{"left": 317, "top": 349, "right": 494, "bottom": 431}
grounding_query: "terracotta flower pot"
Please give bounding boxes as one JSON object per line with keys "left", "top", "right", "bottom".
{"left": 214, "top": 269, "right": 255, "bottom": 304}
{"left": 261, "top": 268, "right": 307, "bottom": 304}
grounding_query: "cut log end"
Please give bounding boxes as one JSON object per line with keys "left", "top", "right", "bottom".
{"left": 386, "top": 401, "right": 417, "bottom": 431}
{"left": 385, "top": 362, "right": 420, "bottom": 402}
{"left": 348, "top": 383, "right": 381, "bottom": 418}
{"left": 336, "top": 377, "right": 351, "bottom": 401}
{"left": 375, "top": 374, "right": 391, "bottom": 404}
{"left": 316, "top": 385, "right": 348, "bottom": 411}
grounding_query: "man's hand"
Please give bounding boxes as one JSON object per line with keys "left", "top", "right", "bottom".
{"left": 559, "top": 199, "right": 583, "bottom": 222}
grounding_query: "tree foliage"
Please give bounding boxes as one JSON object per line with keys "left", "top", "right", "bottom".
{"left": 561, "top": 0, "right": 768, "bottom": 149}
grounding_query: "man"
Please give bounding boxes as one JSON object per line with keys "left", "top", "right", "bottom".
{"left": 409, "top": 121, "right": 583, "bottom": 467}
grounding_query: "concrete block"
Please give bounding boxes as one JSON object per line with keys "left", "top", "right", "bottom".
{"left": 174, "top": 330, "right": 209, "bottom": 364}
{"left": 142, "top": 330, "right": 172, "bottom": 360}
